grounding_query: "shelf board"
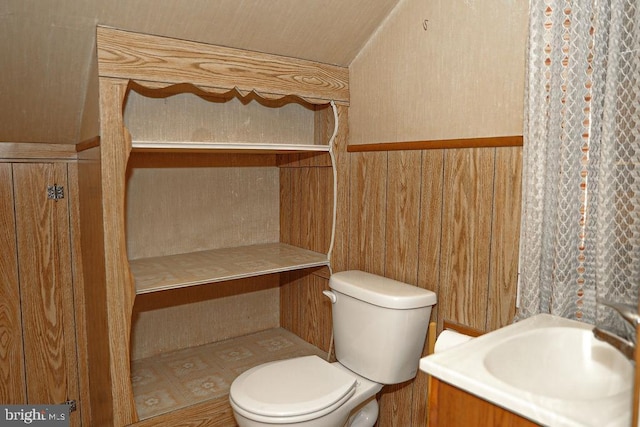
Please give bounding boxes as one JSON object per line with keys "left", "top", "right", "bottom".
{"left": 130, "top": 242, "right": 329, "bottom": 294}
{"left": 131, "top": 140, "right": 330, "bottom": 154}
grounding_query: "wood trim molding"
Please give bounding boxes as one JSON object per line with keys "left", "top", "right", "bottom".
{"left": 96, "top": 26, "right": 349, "bottom": 105}
{"left": 75, "top": 136, "right": 100, "bottom": 153}
{"left": 442, "top": 320, "right": 485, "bottom": 338}
{"left": 0, "top": 138, "right": 100, "bottom": 161}
{"left": 347, "top": 135, "right": 523, "bottom": 152}
{"left": 0, "top": 142, "right": 78, "bottom": 160}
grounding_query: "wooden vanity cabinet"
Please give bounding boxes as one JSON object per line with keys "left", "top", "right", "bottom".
{"left": 428, "top": 377, "right": 540, "bottom": 427}
{"left": 88, "top": 27, "right": 349, "bottom": 426}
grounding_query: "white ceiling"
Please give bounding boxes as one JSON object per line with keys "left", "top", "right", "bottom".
{"left": 1, "top": 0, "right": 400, "bottom": 144}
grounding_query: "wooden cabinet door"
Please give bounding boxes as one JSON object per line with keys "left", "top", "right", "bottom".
{"left": 428, "top": 377, "right": 540, "bottom": 427}
{"left": 12, "top": 163, "right": 80, "bottom": 425}
{"left": 0, "top": 163, "right": 26, "bottom": 403}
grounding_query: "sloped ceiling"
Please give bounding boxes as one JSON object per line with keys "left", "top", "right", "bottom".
{"left": 1, "top": 0, "right": 400, "bottom": 144}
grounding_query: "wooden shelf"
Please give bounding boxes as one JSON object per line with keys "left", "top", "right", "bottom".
{"left": 130, "top": 242, "right": 329, "bottom": 294}
{"left": 131, "top": 140, "right": 330, "bottom": 154}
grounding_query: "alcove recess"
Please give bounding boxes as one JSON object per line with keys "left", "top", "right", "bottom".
{"left": 125, "top": 83, "right": 333, "bottom": 352}
{"left": 124, "top": 84, "right": 337, "bottom": 420}
{"left": 94, "top": 26, "right": 349, "bottom": 426}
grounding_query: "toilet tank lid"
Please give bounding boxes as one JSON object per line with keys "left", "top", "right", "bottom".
{"left": 329, "top": 270, "right": 437, "bottom": 309}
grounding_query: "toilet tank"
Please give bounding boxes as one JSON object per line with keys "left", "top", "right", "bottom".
{"left": 328, "top": 270, "right": 437, "bottom": 384}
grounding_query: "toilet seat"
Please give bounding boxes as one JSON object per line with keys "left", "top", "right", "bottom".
{"left": 230, "top": 355, "right": 357, "bottom": 424}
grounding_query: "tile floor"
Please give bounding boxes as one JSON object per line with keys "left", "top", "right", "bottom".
{"left": 131, "top": 328, "right": 327, "bottom": 419}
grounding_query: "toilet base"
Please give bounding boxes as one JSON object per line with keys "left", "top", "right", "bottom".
{"left": 231, "top": 362, "right": 383, "bottom": 427}
{"left": 233, "top": 398, "right": 379, "bottom": 427}
{"left": 346, "top": 398, "right": 379, "bottom": 427}
{"left": 233, "top": 407, "right": 352, "bottom": 427}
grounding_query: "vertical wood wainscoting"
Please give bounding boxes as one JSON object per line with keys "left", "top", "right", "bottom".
{"left": 279, "top": 105, "right": 349, "bottom": 354}
{"left": 279, "top": 137, "right": 523, "bottom": 426}
{"left": 0, "top": 160, "right": 83, "bottom": 426}
{"left": 345, "top": 141, "right": 522, "bottom": 426}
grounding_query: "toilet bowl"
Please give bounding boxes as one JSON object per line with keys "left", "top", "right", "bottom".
{"left": 229, "top": 270, "right": 437, "bottom": 427}
{"left": 230, "top": 356, "right": 382, "bottom": 427}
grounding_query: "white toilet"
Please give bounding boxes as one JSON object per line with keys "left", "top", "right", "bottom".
{"left": 229, "top": 270, "right": 437, "bottom": 427}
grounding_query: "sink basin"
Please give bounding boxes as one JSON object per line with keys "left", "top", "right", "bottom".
{"left": 483, "top": 327, "right": 632, "bottom": 400}
{"left": 419, "top": 314, "right": 635, "bottom": 427}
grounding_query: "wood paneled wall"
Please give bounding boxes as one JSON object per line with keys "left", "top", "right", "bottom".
{"left": 280, "top": 142, "right": 522, "bottom": 426}
{"left": 349, "top": 146, "right": 522, "bottom": 426}
{"left": 76, "top": 145, "right": 114, "bottom": 426}
{"left": 346, "top": 147, "right": 522, "bottom": 331}
{"left": 279, "top": 106, "right": 342, "bottom": 355}
{"left": 0, "top": 164, "right": 25, "bottom": 403}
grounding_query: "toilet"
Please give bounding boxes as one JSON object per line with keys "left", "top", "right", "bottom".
{"left": 229, "top": 270, "right": 437, "bottom": 427}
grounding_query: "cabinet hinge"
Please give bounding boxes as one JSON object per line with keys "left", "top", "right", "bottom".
{"left": 64, "top": 399, "right": 77, "bottom": 413}
{"left": 47, "top": 184, "right": 64, "bottom": 200}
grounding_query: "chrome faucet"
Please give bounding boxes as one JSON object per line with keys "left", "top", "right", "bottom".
{"left": 592, "top": 301, "right": 638, "bottom": 361}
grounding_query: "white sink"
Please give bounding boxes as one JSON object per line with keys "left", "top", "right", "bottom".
{"left": 483, "top": 326, "right": 632, "bottom": 401}
{"left": 420, "top": 314, "right": 634, "bottom": 427}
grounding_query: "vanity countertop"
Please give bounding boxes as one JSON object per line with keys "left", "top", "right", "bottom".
{"left": 420, "top": 314, "right": 633, "bottom": 427}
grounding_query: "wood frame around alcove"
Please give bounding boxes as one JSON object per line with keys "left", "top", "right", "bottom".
{"left": 89, "top": 25, "right": 350, "bottom": 426}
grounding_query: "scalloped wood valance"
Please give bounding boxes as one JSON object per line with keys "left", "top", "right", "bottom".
{"left": 96, "top": 26, "right": 349, "bottom": 105}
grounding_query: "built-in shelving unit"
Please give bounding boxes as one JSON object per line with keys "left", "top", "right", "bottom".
{"left": 93, "top": 25, "right": 349, "bottom": 427}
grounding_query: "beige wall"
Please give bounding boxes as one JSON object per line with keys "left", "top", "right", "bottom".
{"left": 79, "top": 42, "right": 100, "bottom": 143}
{"left": 349, "top": 0, "right": 529, "bottom": 144}
{"left": 346, "top": 2, "right": 528, "bottom": 422}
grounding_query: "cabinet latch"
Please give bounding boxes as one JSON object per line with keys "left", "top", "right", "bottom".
{"left": 47, "top": 185, "right": 64, "bottom": 200}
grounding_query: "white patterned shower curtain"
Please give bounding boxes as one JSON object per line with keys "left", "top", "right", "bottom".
{"left": 517, "top": 0, "right": 640, "bottom": 337}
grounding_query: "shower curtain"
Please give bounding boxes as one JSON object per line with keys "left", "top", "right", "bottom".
{"left": 517, "top": 0, "right": 640, "bottom": 337}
